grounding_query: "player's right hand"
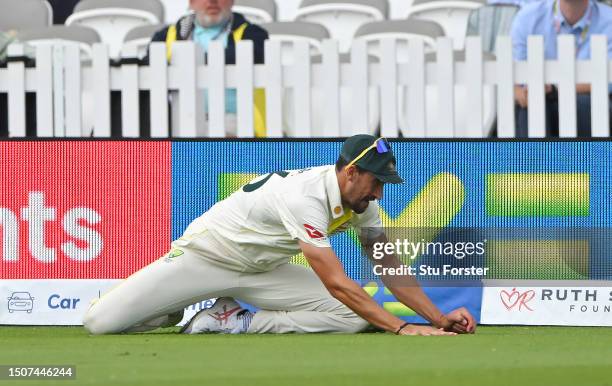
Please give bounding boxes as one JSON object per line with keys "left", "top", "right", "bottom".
{"left": 398, "top": 325, "right": 457, "bottom": 336}
{"left": 444, "top": 307, "right": 477, "bottom": 334}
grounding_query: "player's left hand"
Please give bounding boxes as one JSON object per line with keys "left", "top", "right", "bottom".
{"left": 444, "top": 307, "right": 476, "bottom": 334}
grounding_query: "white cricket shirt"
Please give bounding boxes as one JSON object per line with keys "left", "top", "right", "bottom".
{"left": 176, "top": 165, "right": 383, "bottom": 272}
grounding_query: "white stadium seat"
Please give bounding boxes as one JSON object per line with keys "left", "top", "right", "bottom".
{"left": 355, "top": 21, "right": 496, "bottom": 135}
{"left": 160, "top": 0, "right": 189, "bottom": 23}
{"left": 0, "top": 0, "right": 53, "bottom": 31}
{"left": 353, "top": 19, "right": 444, "bottom": 60}
{"left": 234, "top": 0, "right": 277, "bottom": 24}
{"left": 291, "top": 54, "right": 381, "bottom": 137}
{"left": 294, "top": 0, "right": 388, "bottom": 52}
{"left": 388, "top": 0, "right": 416, "bottom": 19}
{"left": 17, "top": 25, "right": 100, "bottom": 59}
{"left": 403, "top": 0, "right": 486, "bottom": 50}
{"left": 354, "top": 20, "right": 447, "bottom": 136}
{"left": 66, "top": 0, "right": 164, "bottom": 58}
{"left": 18, "top": 25, "right": 102, "bottom": 137}
{"left": 466, "top": 4, "right": 519, "bottom": 54}
{"left": 401, "top": 51, "right": 497, "bottom": 137}
{"left": 274, "top": 0, "right": 303, "bottom": 20}
{"left": 261, "top": 21, "right": 380, "bottom": 136}
{"left": 122, "top": 24, "right": 165, "bottom": 58}
{"left": 261, "top": 21, "right": 330, "bottom": 62}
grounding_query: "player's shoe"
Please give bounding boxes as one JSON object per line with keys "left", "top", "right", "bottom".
{"left": 180, "top": 297, "right": 253, "bottom": 334}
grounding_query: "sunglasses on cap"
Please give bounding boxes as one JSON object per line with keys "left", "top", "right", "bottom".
{"left": 347, "top": 137, "right": 391, "bottom": 167}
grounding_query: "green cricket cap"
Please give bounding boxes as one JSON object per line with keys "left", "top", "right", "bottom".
{"left": 340, "top": 135, "right": 404, "bottom": 184}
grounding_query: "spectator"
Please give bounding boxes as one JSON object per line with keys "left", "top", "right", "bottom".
{"left": 511, "top": 0, "right": 612, "bottom": 137}
{"left": 151, "top": 0, "right": 269, "bottom": 137}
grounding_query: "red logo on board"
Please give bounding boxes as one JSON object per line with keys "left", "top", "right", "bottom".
{"left": 303, "top": 224, "right": 325, "bottom": 239}
{"left": 500, "top": 288, "right": 535, "bottom": 311}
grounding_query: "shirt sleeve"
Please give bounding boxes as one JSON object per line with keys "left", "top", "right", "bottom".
{"left": 510, "top": 7, "right": 529, "bottom": 61}
{"left": 276, "top": 195, "right": 332, "bottom": 248}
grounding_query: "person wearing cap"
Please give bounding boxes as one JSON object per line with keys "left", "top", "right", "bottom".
{"left": 83, "top": 135, "right": 476, "bottom": 336}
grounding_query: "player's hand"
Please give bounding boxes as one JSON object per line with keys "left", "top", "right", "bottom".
{"left": 398, "top": 325, "right": 457, "bottom": 336}
{"left": 444, "top": 307, "right": 476, "bottom": 334}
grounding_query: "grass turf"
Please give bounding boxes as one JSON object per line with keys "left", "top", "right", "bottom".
{"left": 0, "top": 326, "right": 610, "bottom": 386}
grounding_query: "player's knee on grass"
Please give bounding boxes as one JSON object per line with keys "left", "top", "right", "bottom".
{"left": 83, "top": 302, "right": 185, "bottom": 335}
{"left": 329, "top": 304, "right": 369, "bottom": 333}
{"left": 82, "top": 298, "right": 133, "bottom": 335}
{"left": 82, "top": 301, "right": 118, "bottom": 335}
{"left": 340, "top": 312, "right": 369, "bottom": 333}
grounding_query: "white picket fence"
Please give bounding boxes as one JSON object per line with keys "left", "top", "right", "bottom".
{"left": 0, "top": 35, "right": 610, "bottom": 138}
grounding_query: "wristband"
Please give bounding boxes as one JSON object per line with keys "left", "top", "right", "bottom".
{"left": 395, "top": 322, "right": 410, "bottom": 335}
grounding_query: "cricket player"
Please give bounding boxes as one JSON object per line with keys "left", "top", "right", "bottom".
{"left": 83, "top": 135, "right": 476, "bottom": 336}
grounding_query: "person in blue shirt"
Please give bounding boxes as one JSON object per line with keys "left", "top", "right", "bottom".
{"left": 510, "top": 0, "right": 612, "bottom": 136}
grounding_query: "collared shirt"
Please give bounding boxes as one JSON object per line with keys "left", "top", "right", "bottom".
{"left": 511, "top": 0, "right": 612, "bottom": 61}
{"left": 193, "top": 22, "right": 228, "bottom": 52}
{"left": 176, "top": 165, "right": 383, "bottom": 272}
{"left": 192, "top": 19, "right": 237, "bottom": 114}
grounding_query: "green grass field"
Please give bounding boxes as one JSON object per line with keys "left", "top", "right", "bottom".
{"left": 1, "top": 326, "right": 611, "bottom": 386}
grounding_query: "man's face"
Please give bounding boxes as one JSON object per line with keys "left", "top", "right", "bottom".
{"left": 342, "top": 166, "right": 384, "bottom": 214}
{"left": 190, "top": 0, "right": 234, "bottom": 27}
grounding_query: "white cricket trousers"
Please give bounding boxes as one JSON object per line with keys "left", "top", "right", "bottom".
{"left": 82, "top": 233, "right": 368, "bottom": 335}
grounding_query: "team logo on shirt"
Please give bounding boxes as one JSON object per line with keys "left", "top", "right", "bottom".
{"left": 164, "top": 248, "right": 184, "bottom": 262}
{"left": 303, "top": 224, "right": 325, "bottom": 239}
